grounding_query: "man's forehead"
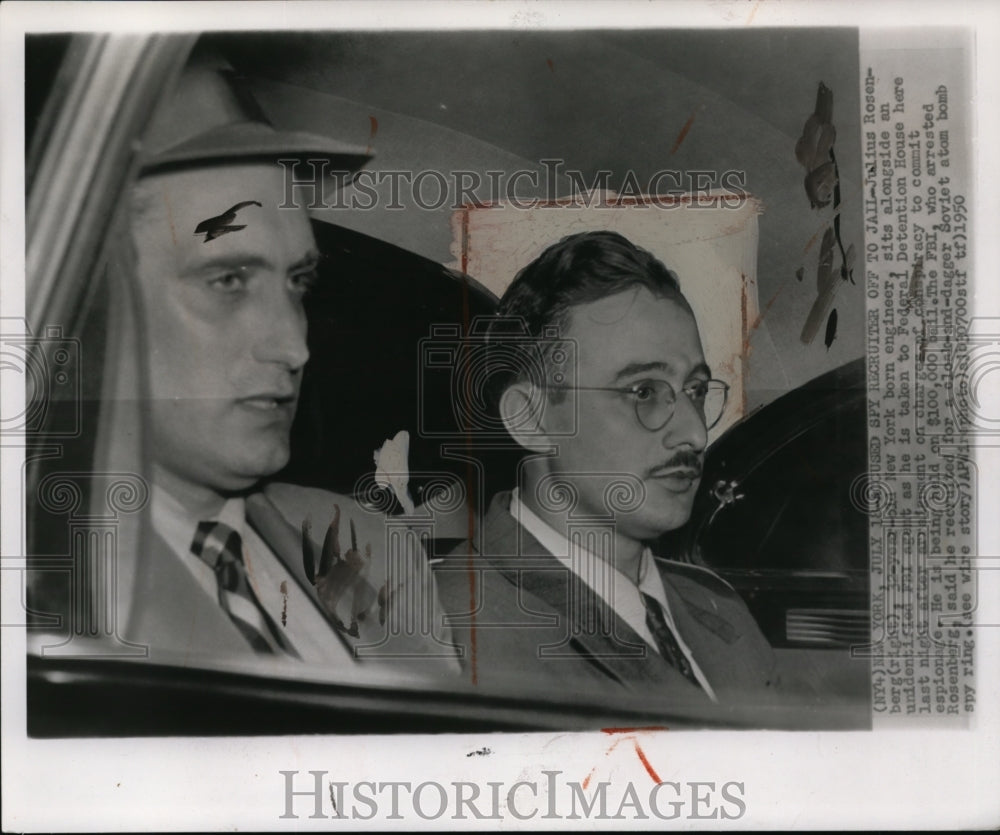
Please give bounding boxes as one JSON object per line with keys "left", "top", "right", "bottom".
{"left": 133, "top": 163, "right": 314, "bottom": 266}
{"left": 138, "top": 163, "right": 289, "bottom": 221}
{"left": 562, "top": 287, "right": 704, "bottom": 375}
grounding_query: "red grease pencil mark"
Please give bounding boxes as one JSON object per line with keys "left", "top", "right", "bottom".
{"left": 803, "top": 226, "right": 823, "bottom": 254}
{"left": 749, "top": 285, "right": 784, "bottom": 333}
{"left": 601, "top": 726, "right": 668, "bottom": 735}
{"left": 585, "top": 727, "right": 668, "bottom": 786}
{"left": 803, "top": 214, "right": 842, "bottom": 255}
{"left": 546, "top": 58, "right": 555, "bottom": 73}
{"left": 633, "top": 741, "right": 662, "bottom": 783}
{"left": 670, "top": 110, "right": 698, "bottom": 155}
{"left": 366, "top": 116, "right": 378, "bottom": 155}
{"left": 739, "top": 276, "right": 754, "bottom": 375}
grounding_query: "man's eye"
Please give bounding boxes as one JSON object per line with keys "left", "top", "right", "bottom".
{"left": 290, "top": 270, "right": 318, "bottom": 295}
{"left": 631, "top": 382, "right": 658, "bottom": 402}
{"left": 685, "top": 380, "right": 710, "bottom": 401}
{"left": 207, "top": 272, "right": 246, "bottom": 293}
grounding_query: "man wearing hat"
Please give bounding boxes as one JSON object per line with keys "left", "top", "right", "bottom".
{"left": 121, "top": 57, "right": 452, "bottom": 671}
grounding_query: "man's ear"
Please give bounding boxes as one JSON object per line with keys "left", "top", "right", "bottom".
{"left": 498, "top": 381, "right": 547, "bottom": 449}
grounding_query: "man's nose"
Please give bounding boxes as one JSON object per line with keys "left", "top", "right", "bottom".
{"left": 661, "top": 388, "right": 708, "bottom": 452}
{"left": 251, "top": 286, "right": 310, "bottom": 371}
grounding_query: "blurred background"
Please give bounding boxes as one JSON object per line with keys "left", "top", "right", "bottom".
{"left": 211, "top": 28, "right": 865, "bottom": 408}
{"left": 24, "top": 28, "right": 865, "bottom": 497}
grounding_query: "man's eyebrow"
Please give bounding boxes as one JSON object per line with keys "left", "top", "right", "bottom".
{"left": 613, "top": 361, "right": 670, "bottom": 381}
{"left": 180, "top": 251, "right": 320, "bottom": 277}
{"left": 613, "top": 360, "right": 712, "bottom": 381}
{"left": 181, "top": 253, "right": 272, "bottom": 276}
{"left": 689, "top": 361, "right": 713, "bottom": 379}
{"left": 288, "top": 251, "right": 321, "bottom": 273}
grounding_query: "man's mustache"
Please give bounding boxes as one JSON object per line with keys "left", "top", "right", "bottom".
{"left": 647, "top": 450, "right": 703, "bottom": 478}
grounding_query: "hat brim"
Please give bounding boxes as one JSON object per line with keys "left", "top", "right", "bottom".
{"left": 139, "top": 121, "right": 372, "bottom": 176}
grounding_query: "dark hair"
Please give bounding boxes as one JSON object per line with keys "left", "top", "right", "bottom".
{"left": 486, "top": 230, "right": 692, "bottom": 406}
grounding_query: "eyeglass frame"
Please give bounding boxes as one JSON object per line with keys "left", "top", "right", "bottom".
{"left": 544, "top": 378, "right": 731, "bottom": 432}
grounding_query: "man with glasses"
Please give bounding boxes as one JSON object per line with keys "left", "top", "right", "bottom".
{"left": 435, "top": 231, "right": 781, "bottom": 706}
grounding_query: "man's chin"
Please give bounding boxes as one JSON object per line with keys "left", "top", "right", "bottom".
{"left": 627, "top": 487, "right": 697, "bottom": 538}
{"left": 220, "top": 447, "right": 291, "bottom": 491}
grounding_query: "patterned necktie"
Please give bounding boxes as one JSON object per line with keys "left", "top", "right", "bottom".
{"left": 191, "top": 520, "right": 298, "bottom": 657}
{"left": 641, "top": 591, "right": 702, "bottom": 691}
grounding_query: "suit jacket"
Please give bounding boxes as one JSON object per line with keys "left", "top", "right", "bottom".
{"left": 124, "top": 481, "right": 455, "bottom": 672}
{"left": 434, "top": 492, "right": 781, "bottom": 705}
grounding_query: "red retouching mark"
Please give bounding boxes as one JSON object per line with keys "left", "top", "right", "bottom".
{"left": 803, "top": 226, "right": 823, "bottom": 254}
{"left": 633, "top": 741, "right": 662, "bottom": 784}
{"left": 546, "top": 58, "right": 555, "bottom": 73}
{"left": 748, "top": 285, "right": 784, "bottom": 334}
{"left": 583, "top": 736, "right": 627, "bottom": 789}
{"left": 670, "top": 109, "right": 699, "bottom": 155}
{"left": 366, "top": 115, "right": 378, "bottom": 155}
{"left": 601, "top": 726, "right": 668, "bottom": 735}
{"left": 740, "top": 276, "right": 753, "bottom": 366}
{"left": 584, "top": 727, "right": 668, "bottom": 786}
{"left": 803, "top": 213, "right": 841, "bottom": 254}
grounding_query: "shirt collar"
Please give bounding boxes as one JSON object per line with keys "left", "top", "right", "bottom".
{"left": 508, "top": 487, "right": 716, "bottom": 701}
{"left": 509, "top": 487, "right": 668, "bottom": 608}
{"left": 151, "top": 485, "right": 247, "bottom": 557}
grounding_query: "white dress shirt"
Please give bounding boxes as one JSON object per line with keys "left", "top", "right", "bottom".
{"left": 150, "top": 486, "right": 355, "bottom": 666}
{"left": 509, "top": 488, "right": 716, "bottom": 701}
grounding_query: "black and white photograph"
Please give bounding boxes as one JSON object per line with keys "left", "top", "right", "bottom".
{"left": 2, "top": 1, "right": 998, "bottom": 829}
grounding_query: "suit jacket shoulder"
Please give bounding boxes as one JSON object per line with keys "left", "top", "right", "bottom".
{"left": 435, "top": 493, "right": 719, "bottom": 700}
{"left": 657, "top": 557, "right": 739, "bottom": 598}
{"left": 654, "top": 556, "right": 781, "bottom": 697}
{"left": 261, "top": 482, "right": 380, "bottom": 543}
{"left": 435, "top": 491, "right": 788, "bottom": 706}
{"left": 125, "top": 481, "right": 456, "bottom": 672}
{"left": 261, "top": 481, "right": 460, "bottom": 673}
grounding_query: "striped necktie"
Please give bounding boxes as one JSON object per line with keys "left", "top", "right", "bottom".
{"left": 191, "top": 520, "right": 298, "bottom": 657}
{"left": 641, "top": 591, "right": 702, "bottom": 691}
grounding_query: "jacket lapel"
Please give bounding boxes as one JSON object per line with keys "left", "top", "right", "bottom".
{"left": 245, "top": 489, "right": 356, "bottom": 650}
{"left": 247, "top": 487, "right": 453, "bottom": 664}
{"left": 482, "top": 493, "right": 709, "bottom": 697}
{"left": 125, "top": 530, "right": 258, "bottom": 659}
{"left": 657, "top": 561, "right": 752, "bottom": 693}
{"left": 245, "top": 490, "right": 317, "bottom": 600}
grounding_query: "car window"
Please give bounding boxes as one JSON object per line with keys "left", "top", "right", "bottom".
{"left": 23, "top": 33, "right": 513, "bottom": 709}
{"left": 23, "top": 31, "right": 872, "bottom": 735}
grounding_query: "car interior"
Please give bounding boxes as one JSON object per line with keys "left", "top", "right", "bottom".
{"left": 23, "top": 31, "right": 873, "bottom": 734}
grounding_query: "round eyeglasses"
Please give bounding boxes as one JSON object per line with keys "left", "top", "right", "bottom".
{"left": 547, "top": 378, "right": 730, "bottom": 431}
